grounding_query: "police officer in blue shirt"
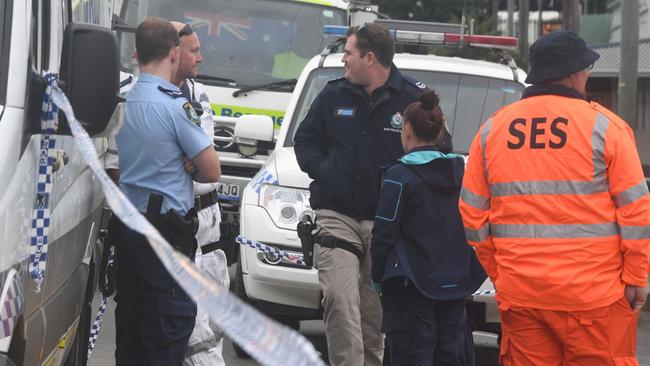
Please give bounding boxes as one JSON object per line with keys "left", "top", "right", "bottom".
{"left": 294, "top": 23, "right": 451, "bottom": 366}
{"left": 113, "top": 17, "right": 220, "bottom": 365}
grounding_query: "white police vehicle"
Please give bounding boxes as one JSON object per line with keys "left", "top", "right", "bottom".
{"left": 234, "top": 21, "right": 527, "bottom": 351}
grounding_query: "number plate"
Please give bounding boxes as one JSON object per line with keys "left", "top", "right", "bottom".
{"left": 216, "top": 183, "right": 240, "bottom": 201}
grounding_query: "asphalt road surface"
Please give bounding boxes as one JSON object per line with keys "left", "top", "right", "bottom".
{"left": 87, "top": 290, "right": 650, "bottom": 366}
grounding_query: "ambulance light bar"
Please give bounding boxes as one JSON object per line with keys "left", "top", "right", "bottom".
{"left": 322, "top": 25, "right": 517, "bottom": 49}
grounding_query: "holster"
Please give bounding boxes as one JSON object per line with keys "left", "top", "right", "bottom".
{"left": 297, "top": 216, "right": 315, "bottom": 268}
{"left": 146, "top": 193, "right": 199, "bottom": 258}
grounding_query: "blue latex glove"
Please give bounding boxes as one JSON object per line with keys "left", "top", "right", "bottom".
{"left": 372, "top": 282, "right": 382, "bottom": 294}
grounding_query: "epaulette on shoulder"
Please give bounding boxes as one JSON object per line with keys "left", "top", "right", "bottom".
{"left": 403, "top": 75, "right": 428, "bottom": 91}
{"left": 157, "top": 85, "right": 185, "bottom": 99}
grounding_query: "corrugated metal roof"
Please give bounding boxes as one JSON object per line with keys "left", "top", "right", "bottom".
{"left": 590, "top": 39, "right": 650, "bottom": 78}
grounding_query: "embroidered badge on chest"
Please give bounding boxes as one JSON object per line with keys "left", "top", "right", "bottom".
{"left": 183, "top": 101, "right": 201, "bottom": 126}
{"left": 390, "top": 112, "right": 403, "bottom": 129}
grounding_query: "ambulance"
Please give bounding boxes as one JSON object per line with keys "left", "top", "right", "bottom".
{"left": 234, "top": 20, "right": 527, "bottom": 351}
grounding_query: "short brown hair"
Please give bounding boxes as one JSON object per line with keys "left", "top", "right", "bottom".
{"left": 135, "top": 17, "right": 180, "bottom": 66}
{"left": 346, "top": 23, "right": 395, "bottom": 68}
{"left": 403, "top": 91, "right": 445, "bottom": 142}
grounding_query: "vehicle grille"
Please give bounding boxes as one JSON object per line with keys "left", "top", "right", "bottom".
{"left": 221, "top": 164, "right": 261, "bottom": 178}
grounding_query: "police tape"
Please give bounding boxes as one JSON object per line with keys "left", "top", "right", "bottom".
{"left": 236, "top": 236, "right": 498, "bottom": 297}
{"left": 87, "top": 246, "right": 113, "bottom": 357}
{"left": 236, "top": 236, "right": 306, "bottom": 266}
{"left": 45, "top": 76, "right": 325, "bottom": 366}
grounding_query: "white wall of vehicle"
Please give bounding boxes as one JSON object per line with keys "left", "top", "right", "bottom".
{"left": 0, "top": 0, "right": 29, "bottom": 200}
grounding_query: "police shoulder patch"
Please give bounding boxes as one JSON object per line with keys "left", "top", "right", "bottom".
{"left": 403, "top": 75, "right": 427, "bottom": 90}
{"left": 157, "top": 85, "right": 185, "bottom": 99}
{"left": 182, "top": 101, "right": 200, "bottom": 125}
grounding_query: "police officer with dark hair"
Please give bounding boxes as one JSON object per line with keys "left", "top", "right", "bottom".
{"left": 294, "top": 23, "right": 451, "bottom": 366}
{"left": 113, "top": 17, "right": 220, "bottom": 365}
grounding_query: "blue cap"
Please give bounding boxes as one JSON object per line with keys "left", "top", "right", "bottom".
{"left": 525, "top": 31, "right": 600, "bottom": 84}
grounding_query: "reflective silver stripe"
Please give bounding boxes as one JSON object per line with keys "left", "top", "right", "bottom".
{"left": 461, "top": 188, "right": 490, "bottom": 210}
{"left": 592, "top": 113, "right": 609, "bottom": 180}
{"left": 465, "top": 224, "right": 490, "bottom": 242}
{"left": 620, "top": 225, "right": 650, "bottom": 240}
{"left": 614, "top": 181, "right": 650, "bottom": 208}
{"left": 491, "top": 222, "right": 619, "bottom": 238}
{"left": 480, "top": 118, "right": 493, "bottom": 182}
{"left": 490, "top": 180, "right": 608, "bottom": 197}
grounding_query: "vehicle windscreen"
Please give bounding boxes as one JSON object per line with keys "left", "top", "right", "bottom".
{"left": 285, "top": 68, "right": 525, "bottom": 154}
{"left": 118, "top": 0, "right": 346, "bottom": 87}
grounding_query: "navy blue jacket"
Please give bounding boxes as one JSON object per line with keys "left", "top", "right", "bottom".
{"left": 371, "top": 146, "right": 486, "bottom": 300}
{"left": 294, "top": 65, "right": 451, "bottom": 220}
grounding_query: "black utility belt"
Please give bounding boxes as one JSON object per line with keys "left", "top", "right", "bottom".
{"left": 194, "top": 189, "right": 219, "bottom": 211}
{"left": 317, "top": 235, "right": 363, "bottom": 260}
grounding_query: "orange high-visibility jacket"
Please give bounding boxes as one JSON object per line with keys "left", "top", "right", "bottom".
{"left": 459, "top": 92, "right": 650, "bottom": 311}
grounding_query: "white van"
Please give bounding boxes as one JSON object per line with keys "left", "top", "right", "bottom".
{"left": 234, "top": 24, "right": 527, "bottom": 348}
{"left": 0, "top": 0, "right": 119, "bottom": 365}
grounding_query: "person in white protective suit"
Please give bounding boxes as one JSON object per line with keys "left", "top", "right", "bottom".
{"left": 105, "top": 20, "right": 230, "bottom": 365}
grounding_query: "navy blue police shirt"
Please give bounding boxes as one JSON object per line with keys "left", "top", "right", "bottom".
{"left": 294, "top": 65, "right": 451, "bottom": 220}
{"left": 370, "top": 146, "right": 486, "bottom": 300}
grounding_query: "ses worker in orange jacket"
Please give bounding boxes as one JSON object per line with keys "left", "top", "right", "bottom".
{"left": 459, "top": 31, "right": 650, "bottom": 365}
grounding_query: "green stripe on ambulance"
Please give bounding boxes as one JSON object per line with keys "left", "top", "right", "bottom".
{"left": 212, "top": 104, "right": 285, "bottom": 129}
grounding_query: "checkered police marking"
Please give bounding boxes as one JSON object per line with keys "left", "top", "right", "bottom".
{"left": 0, "top": 269, "right": 24, "bottom": 340}
{"left": 29, "top": 73, "right": 59, "bottom": 292}
{"left": 44, "top": 74, "right": 325, "bottom": 366}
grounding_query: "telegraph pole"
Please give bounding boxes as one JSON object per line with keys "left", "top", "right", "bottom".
{"left": 518, "top": 0, "right": 529, "bottom": 64}
{"left": 493, "top": 0, "right": 499, "bottom": 33}
{"left": 618, "top": 0, "right": 639, "bottom": 128}
{"left": 562, "top": 0, "right": 580, "bottom": 32}
{"left": 507, "top": 0, "right": 515, "bottom": 36}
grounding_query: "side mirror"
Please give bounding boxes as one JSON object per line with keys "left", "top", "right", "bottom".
{"left": 58, "top": 23, "right": 120, "bottom": 136}
{"left": 233, "top": 114, "right": 275, "bottom": 157}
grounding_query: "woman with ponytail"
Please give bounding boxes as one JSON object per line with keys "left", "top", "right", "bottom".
{"left": 370, "top": 91, "right": 486, "bottom": 365}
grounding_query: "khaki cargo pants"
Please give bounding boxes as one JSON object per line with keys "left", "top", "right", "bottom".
{"left": 313, "top": 209, "right": 384, "bottom": 366}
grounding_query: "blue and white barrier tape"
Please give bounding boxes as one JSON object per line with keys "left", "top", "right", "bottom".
{"left": 28, "top": 73, "right": 59, "bottom": 292}
{"left": 87, "top": 245, "right": 114, "bottom": 357}
{"left": 236, "top": 236, "right": 498, "bottom": 297}
{"left": 44, "top": 75, "right": 324, "bottom": 366}
{"left": 236, "top": 236, "right": 306, "bottom": 266}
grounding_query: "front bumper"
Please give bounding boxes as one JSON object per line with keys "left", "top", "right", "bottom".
{"left": 240, "top": 204, "right": 321, "bottom": 311}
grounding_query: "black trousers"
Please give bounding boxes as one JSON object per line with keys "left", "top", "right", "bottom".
{"left": 381, "top": 279, "right": 475, "bottom": 366}
{"left": 114, "top": 219, "right": 197, "bottom": 366}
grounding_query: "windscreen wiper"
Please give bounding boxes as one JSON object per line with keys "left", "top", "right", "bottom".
{"left": 195, "top": 74, "right": 237, "bottom": 85}
{"left": 232, "top": 79, "right": 297, "bottom": 97}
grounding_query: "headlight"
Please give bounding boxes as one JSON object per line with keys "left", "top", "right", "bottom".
{"left": 259, "top": 185, "right": 313, "bottom": 230}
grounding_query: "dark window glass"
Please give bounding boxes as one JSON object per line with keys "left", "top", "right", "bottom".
{"left": 0, "top": 0, "right": 13, "bottom": 106}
